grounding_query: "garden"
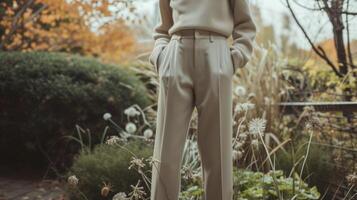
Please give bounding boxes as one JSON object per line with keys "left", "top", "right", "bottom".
{"left": 0, "top": 0, "right": 356, "bottom": 200}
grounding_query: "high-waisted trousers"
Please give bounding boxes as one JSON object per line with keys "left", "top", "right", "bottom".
{"left": 150, "top": 29, "right": 235, "bottom": 200}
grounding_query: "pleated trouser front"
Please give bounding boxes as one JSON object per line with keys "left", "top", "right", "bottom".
{"left": 150, "top": 32, "right": 234, "bottom": 200}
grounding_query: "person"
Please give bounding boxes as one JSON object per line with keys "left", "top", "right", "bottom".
{"left": 148, "top": 0, "right": 256, "bottom": 199}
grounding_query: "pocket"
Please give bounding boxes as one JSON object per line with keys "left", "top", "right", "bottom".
{"left": 216, "top": 40, "right": 234, "bottom": 78}
{"left": 149, "top": 46, "right": 164, "bottom": 73}
{"left": 228, "top": 48, "right": 236, "bottom": 75}
{"left": 224, "top": 42, "right": 235, "bottom": 76}
{"left": 157, "top": 39, "right": 175, "bottom": 76}
{"left": 157, "top": 45, "right": 168, "bottom": 74}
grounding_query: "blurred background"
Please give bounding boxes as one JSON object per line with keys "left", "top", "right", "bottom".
{"left": 0, "top": 0, "right": 356, "bottom": 199}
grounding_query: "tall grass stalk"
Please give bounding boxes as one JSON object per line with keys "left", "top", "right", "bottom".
{"left": 343, "top": 185, "right": 356, "bottom": 200}
{"left": 257, "top": 129, "right": 283, "bottom": 199}
{"left": 299, "top": 129, "right": 314, "bottom": 189}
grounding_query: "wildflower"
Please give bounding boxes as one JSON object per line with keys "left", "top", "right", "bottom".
{"left": 232, "top": 150, "right": 243, "bottom": 160}
{"left": 305, "top": 122, "right": 312, "bottom": 130}
{"left": 143, "top": 129, "right": 153, "bottom": 139}
{"left": 124, "top": 106, "right": 140, "bottom": 117}
{"left": 234, "top": 85, "right": 246, "bottom": 97}
{"left": 128, "top": 157, "right": 145, "bottom": 170}
{"left": 282, "top": 116, "right": 292, "bottom": 124}
{"left": 248, "top": 118, "right": 266, "bottom": 136}
{"left": 101, "top": 182, "right": 113, "bottom": 197}
{"left": 346, "top": 173, "right": 357, "bottom": 186}
{"left": 238, "top": 132, "right": 248, "bottom": 141}
{"left": 146, "top": 156, "right": 160, "bottom": 167}
{"left": 67, "top": 175, "right": 79, "bottom": 187}
{"left": 303, "top": 106, "right": 315, "bottom": 114}
{"left": 127, "top": 180, "right": 146, "bottom": 200}
{"left": 106, "top": 136, "right": 121, "bottom": 145}
{"left": 305, "top": 115, "right": 322, "bottom": 131}
{"left": 234, "top": 102, "right": 255, "bottom": 113}
{"left": 240, "top": 124, "right": 247, "bottom": 131}
{"left": 251, "top": 139, "right": 259, "bottom": 149}
{"left": 103, "top": 113, "right": 112, "bottom": 121}
{"left": 236, "top": 142, "right": 244, "bottom": 149}
{"left": 242, "top": 102, "right": 255, "bottom": 110}
{"left": 113, "top": 192, "right": 127, "bottom": 200}
{"left": 125, "top": 122, "right": 137, "bottom": 134}
{"left": 234, "top": 104, "right": 243, "bottom": 113}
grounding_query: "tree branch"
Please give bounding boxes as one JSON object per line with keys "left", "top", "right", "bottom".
{"left": 341, "top": 11, "right": 357, "bottom": 15}
{"left": 285, "top": 0, "right": 343, "bottom": 77}
{"left": 345, "top": 0, "right": 355, "bottom": 69}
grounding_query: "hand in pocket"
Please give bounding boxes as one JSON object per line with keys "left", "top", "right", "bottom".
{"left": 157, "top": 44, "right": 170, "bottom": 75}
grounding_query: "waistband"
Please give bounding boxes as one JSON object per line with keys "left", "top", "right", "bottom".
{"left": 171, "top": 29, "right": 227, "bottom": 40}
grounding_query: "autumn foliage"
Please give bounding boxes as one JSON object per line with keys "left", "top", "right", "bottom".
{"left": 0, "top": 0, "right": 136, "bottom": 63}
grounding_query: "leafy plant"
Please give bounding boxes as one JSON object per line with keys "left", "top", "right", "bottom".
{"left": 233, "top": 168, "right": 320, "bottom": 200}
{"left": 276, "top": 136, "right": 336, "bottom": 197}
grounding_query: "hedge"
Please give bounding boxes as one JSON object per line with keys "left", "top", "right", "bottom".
{"left": 66, "top": 140, "right": 153, "bottom": 200}
{"left": 0, "top": 52, "right": 150, "bottom": 173}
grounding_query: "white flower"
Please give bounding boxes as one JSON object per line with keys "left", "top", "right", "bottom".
{"left": 113, "top": 192, "right": 127, "bottom": 200}
{"left": 305, "top": 122, "right": 312, "bottom": 130}
{"left": 128, "top": 157, "right": 146, "bottom": 170}
{"left": 248, "top": 118, "right": 267, "bottom": 136}
{"left": 67, "top": 175, "right": 79, "bottom": 186}
{"left": 234, "top": 85, "right": 246, "bottom": 97}
{"left": 234, "top": 104, "right": 243, "bottom": 113}
{"left": 124, "top": 106, "right": 140, "bottom": 117}
{"left": 143, "top": 129, "right": 153, "bottom": 139}
{"left": 235, "top": 102, "right": 254, "bottom": 113}
{"left": 346, "top": 173, "right": 357, "bottom": 186}
{"left": 125, "top": 122, "right": 137, "bottom": 134}
{"left": 106, "top": 136, "right": 121, "bottom": 145}
{"left": 247, "top": 103, "right": 255, "bottom": 110}
{"left": 251, "top": 139, "right": 259, "bottom": 149}
{"left": 232, "top": 150, "right": 243, "bottom": 160}
{"left": 238, "top": 132, "right": 248, "bottom": 140}
{"left": 236, "top": 142, "right": 244, "bottom": 149}
{"left": 241, "top": 102, "right": 255, "bottom": 111}
{"left": 103, "top": 113, "right": 112, "bottom": 121}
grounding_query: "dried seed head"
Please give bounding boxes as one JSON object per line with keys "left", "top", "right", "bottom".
{"left": 101, "top": 182, "right": 112, "bottom": 197}
{"left": 67, "top": 175, "right": 79, "bottom": 187}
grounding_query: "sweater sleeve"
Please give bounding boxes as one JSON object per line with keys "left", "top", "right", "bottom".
{"left": 230, "top": 0, "right": 257, "bottom": 71}
{"left": 148, "top": 0, "right": 173, "bottom": 70}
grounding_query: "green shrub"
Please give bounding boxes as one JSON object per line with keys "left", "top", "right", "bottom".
{"left": 180, "top": 167, "right": 320, "bottom": 200}
{"left": 0, "top": 52, "right": 150, "bottom": 172}
{"left": 66, "top": 140, "right": 153, "bottom": 200}
{"left": 233, "top": 168, "right": 320, "bottom": 200}
{"left": 275, "top": 137, "right": 335, "bottom": 197}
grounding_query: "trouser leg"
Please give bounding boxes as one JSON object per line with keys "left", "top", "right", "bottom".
{"left": 194, "top": 37, "right": 234, "bottom": 200}
{"left": 150, "top": 38, "right": 195, "bottom": 200}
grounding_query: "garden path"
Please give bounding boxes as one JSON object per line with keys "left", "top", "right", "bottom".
{"left": 0, "top": 177, "right": 68, "bottom": 200}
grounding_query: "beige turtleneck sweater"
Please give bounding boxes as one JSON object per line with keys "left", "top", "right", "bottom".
{"left": 149, "top": 0, "right": 257, "bottom": 71}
